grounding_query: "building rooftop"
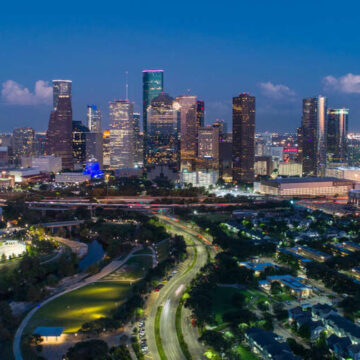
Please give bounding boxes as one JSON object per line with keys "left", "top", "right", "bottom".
{"left": 264, "top": 177, "right": 352, "bottom": 185}
{"left": 34, "top": 326, "right": 65, "bottom": 337}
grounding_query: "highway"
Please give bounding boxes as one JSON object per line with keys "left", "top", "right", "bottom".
{"left": 145, "top": 216, "right": 214, "bottom": 360}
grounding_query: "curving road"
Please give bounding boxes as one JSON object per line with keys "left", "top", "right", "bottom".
{"left": 145, "top": 216, "right": 214, "bottom": 360}
{"left": 13, "top": 247, "right": 141, "bottom": 360}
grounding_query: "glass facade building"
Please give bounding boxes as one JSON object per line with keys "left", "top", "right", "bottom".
{"left": 87, "top": 104, "right": 102, "bottom": 133}
{"left": 142, "top": 70, "right": 164, "bottom": 134}
{"left": 12, "top": 127, "right": 35, "bottom": 165}
{"left": 109, "top": 100, "right": 135, "bottom": 169}
{"left": 327, "top": 108, "right": 349, "bottom": 164}
{"left": 300, "top": 96, "right": 327, "bottom": 175}
{"left": 232, "top": 93, "right": 255, "bottom": 183}
{"left": 146, "top": 92, "right": 180, "bottom": 170}
{"left": 46, "top": 81, "right": 74, "bottom": 170}
{"left": 52, "top": 80, "right": 72, "bottom": 111}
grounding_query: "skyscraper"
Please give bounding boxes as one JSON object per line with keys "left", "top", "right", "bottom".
{"left": 146, "top": 92, "right": 180, "bottom": 170}
{"left": 87, "top": 105, "right": 102, "bottom": 133}
{"left": 327, "top": 108, "right": 349, "bottom": 164}
{"left": 72, "top": 121, "right": 89, "bottom": 168}
{"left": 176, "top": 95, "right": 200, "bottom": 171}
{"left": 299, "top": 96, "right": 327, "bottom": 175}
{"left": 232, "top": 93, "right": 255, "bottom": 183}
{"left": 53, "top": 80, "right": 72, "bottom": 110}
{"left": 12, "top": 127, "right": 35, "bottom": 165}
{"left": 86, "top": 105, "right": 103, "bottom": 168}
{"left": 109, "top": 100, "right": 135, "bottom": 169}
{"left": 197, "top": 125, "right": 220, "bottom": 170}
{"left": 46, "top": 81, "right": 73, "bottom": 170}
{"left": 142, "top": 70, "right": 164, "bottom": 135}
{"left": 132, "top": 112, "right": 143, "bottom": 167}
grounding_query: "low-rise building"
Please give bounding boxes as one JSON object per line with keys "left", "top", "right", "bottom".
{"left": 34, "top": 327, "right": 66, "bottom": 343}
{"left": 0, "top": 240, "right": 26, "bottom": 259}
{"left": 258, "top": 177, "right": 355, "bottom": 197}
{"left": 180, "top": 169, "right": 218, "bottom": 188}
{"left": 326, "top": 167, "right": 360, "bottom": 182}
{"left": 245, "top": 327, "right": 298, "bottom": 360}
{"left": 325, "top": 314, "right": 360, "bottom": 344}
{"left": 259, "top": 274, "right": 312, "bottom": 298}
{"left": 55, "top": 173, "right": 90, "bottom": 184}
{"left": 278, "top": 162, "right": 303, "bottom": 177}
{"left": 239, "top": 261, "right": 277, "bottom": 276}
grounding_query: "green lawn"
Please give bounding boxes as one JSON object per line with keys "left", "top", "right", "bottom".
{"left": 104, "top": 255, "right": 153, "bottom": 282}
{"left": 25, "top": 281, "right": 131, "bottom": 334}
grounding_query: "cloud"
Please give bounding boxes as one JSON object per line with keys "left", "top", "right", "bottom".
{"left": 1, "top": 80, "right": 52, "bottom": 105}
{"left": 259, "top": 81, "right": 295, "bottom": 99}
{"left": 323, "top": 73, "right": 360, "bottom": 94}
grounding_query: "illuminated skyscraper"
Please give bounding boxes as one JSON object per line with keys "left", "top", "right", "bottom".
{"left": 52, "top": 80, "right": 72, "bottom": 110}
{"left": 132, "top": 112, "right": 143, "bottom": 167}
{"left": 176, "top": 95, "right": 203, "bottom": 171}
{"left": 327, "top": 108, "right": 349, "bottom": 164}
{"left": 12, "top": 127, "right": 35, "bottom": 164}
{"left": 146, "top": 92, "right": 180, "bottom": 170}
{"left": 197, "top": 125, "right": 220, "bottom": 170}
{"left": 109, "top": 100, "right": 135, "bottom": 169}
{"left": 299, "top": 96, "right": 327, "bottom": 175}
{"left": 46, "top": 81, "right": 73, "bottom": 169}
{"left": 72, "top": 121, "right": 89, "bottom": 168}
{"left": 102, "top": 130, "right": 111, "bottom": 167}
{"left": 232, "top": 93, "right": 255, "bottom": 183}
{"left": 142, "top": 70, "right": 164, "bottom": 134}
{"left": 87, "top": 105, "right": 102, "bottom": 133}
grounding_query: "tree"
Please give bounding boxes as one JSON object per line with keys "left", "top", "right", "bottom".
{"left": 298, "top": 323, "right": 311, "bottom": 340}
{"left": 65, "top": 339, "right": 109, "bottom": 360}
{"left": 200, "top": 330, "right": 229, "bottom": 353}
{"left": 109, "top": 345, "right": 132, "bottom": 360}
{"left": 271, "top": 281, "right": 282, "bottom": 295}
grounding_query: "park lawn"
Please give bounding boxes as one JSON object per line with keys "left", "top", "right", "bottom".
{"left": 104, "top": 255, "right": 153, "bottom": 282}
{"left": 155, "top": 239, "right": 170, "bottom": 262}
{"left": 241, "top": 288, "right": 269, "bottom": 309}
{"left": 25, "top": 281, "right": 131, "bottom": 334}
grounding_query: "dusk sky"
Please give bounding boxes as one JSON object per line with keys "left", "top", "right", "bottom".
{"left": 1, "top": 1, "right": 360, "bottom": 132}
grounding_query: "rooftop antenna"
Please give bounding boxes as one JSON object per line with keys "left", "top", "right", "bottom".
{"left": 125, "top": 71, "right": 129, "bottom": 100}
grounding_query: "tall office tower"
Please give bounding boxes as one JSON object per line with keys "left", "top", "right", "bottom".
{"left": 219, "top": 133, "right": 233, "bottom": 182}
{"left": 86, "top": 105, "right": 103, "bottom": 168}
{"left": 46, "top": 80, "right": 73, "bottom": 169}
{"left": 72, "top": 121, "right": 89, "bottom": 168}
{"left": 176, "top": 95, "right": 199, "bottom": 171}
{"left": 12, "top": 127, "right": 35, "bottom": 164}
{"left": 142, "top": 70, "right": 164, "bottom": 135}
{"left": 327, "top": 108, "right": 349, "bottom": 164}
{"left": 53, "top": 80, "right": 72, "bottom": 110}
{"left": 299, "top": 96, "right": 327, "bottom": 176}
{"left": 212, "top": 119, "right": 227, "bottom": 137}
{"left": 109, "top": 100, "right": 135, "bottom": 169}
{"left": 102, "top": 130, "right": 111, "bottom": 167}
{"left": 132, "top": 112, "right": 143, "bottom": 167}
{"left": 146, "top": 92, "right": 180, "bottom": 170}
{"left": 197, "top": 125, "right": 220, "bottom": 170}
{"left": 87, "top": 104, "right": 102, "bottom": 133}
{"left": 232, "top": 93, "right": 255, "bottom": 183}
{"left": 297, "top": 127, "right": 303, "bottom": 164}
{"left": 34, "top": 134, "right": 46, "bottom": 156}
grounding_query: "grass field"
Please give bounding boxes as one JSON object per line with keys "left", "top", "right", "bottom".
{"left": 212, "top": 287, "right": 269, "bottom": 324}
{"left": 104, "top": 255, "right": 153, "bottom": 282}
{"left": 25, "top": 281, "right": 131, "bottom": 334}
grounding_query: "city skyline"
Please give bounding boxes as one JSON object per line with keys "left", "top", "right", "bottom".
{"left": 2, "top": 2, "right": 360, "bottom": 132}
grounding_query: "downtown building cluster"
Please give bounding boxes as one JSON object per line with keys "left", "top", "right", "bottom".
{"left": 0, "top": 73, "right": 356, "bottom": 191}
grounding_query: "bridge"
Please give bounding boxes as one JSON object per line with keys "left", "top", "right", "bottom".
{"left": 40, "top": 220, "right": 85, "bottom": 233}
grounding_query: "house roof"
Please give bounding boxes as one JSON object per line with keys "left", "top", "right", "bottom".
{"left": 34, "top": 327, "right": 65, "bottom": 337}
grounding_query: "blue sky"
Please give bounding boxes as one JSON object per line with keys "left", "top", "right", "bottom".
{"left": 1, "top": 0, "right": 360, "bottom": 132}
